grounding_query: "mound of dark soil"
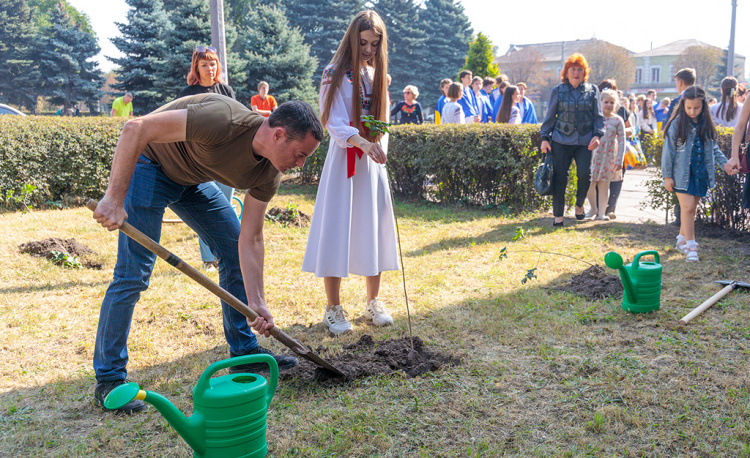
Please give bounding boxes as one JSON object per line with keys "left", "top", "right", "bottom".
{"left": 280, "top": 335, "right": 459, "bottom": 386}
{"left": 265, "top": 207, "right": 311, "bottom": 227}
{"left": 19, "top": 238, "right": 102, "bottom": 269}
{"left": 554, "top": 265, "right": 622, "bottom": 300}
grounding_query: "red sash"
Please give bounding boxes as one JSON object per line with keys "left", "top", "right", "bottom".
{"left": 346, "top": 122, "right": 370, "bottom": 178}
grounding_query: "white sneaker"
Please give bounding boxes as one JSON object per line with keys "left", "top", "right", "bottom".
{"left": 584, "top": 209, "right": 597, "bottom": 219}
{"left": 675, "top": 236, "right": 688, "bottom": 254}
{"left": 364, "top": 299, "right": 394, "bottom": 327}
{"left": 322, "top": 305, "right": 353, "bottom": 335}
{"left": 596, "top": 215, "right": 610, "bottom": 221}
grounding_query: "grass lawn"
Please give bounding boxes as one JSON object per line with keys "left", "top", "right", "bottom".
{"left": 2, "top": 178, "right": 750, "bottom": 456}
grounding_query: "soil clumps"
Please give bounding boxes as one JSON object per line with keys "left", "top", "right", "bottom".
{"left": 554, "top": 265, "right": 622, "bottom": 300}
{"left": 265, "top": 207, "right": 311, "bottom": 227}
{"left": 19, "top": 237, "right": 102, "bottom": 269}
{"left": 280, "top": 335, "right": 459, "bottom": 386}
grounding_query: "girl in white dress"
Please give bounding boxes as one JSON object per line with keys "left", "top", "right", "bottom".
{"left": 302, "top": 11, "right": 399, "bottom": 335}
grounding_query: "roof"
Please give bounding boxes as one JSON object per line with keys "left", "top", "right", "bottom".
{"left": 496, "top": 39, "right": 633, "bottom": 64}
{"left": 633, "top": 39, "right": 718, "bottom": 58}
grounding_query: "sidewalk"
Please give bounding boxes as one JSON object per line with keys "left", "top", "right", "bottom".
{"left": 612, "top": 167, "right": 666, "bottom": 224}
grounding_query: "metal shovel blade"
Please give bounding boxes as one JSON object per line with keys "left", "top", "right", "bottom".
{"left": 716, "top": 280, "right": 750, "bottom": 290}
{"left": 86, "top": 199, "right": 346, "bottom": 378}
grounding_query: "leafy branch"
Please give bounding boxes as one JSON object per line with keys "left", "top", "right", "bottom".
{"left": 499, "top": 227, "right": 595, "bottom": 284}
{"left": 361, "top": 115, "right": 391, "bottom": 135}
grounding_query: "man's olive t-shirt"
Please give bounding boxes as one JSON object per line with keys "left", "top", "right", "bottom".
{"left": 142, "top": 94, "right": 280, "bottom": 202}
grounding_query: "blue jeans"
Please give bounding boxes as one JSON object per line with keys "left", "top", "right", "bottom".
{"left": 94, "top": 155, "right": 258, "bottom": 382}
{"left": 199, "top": 182, "right": 234, "bottom": 262}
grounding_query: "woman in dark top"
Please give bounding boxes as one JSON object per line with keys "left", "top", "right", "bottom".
{"left": 540, "top": 53, "right": 605, "bottom": 227}
{"left": 178, "top": 46, "right": 236, "bottom": 271}
{"left": 178, "top": 46, "right": 235, "bottom": 99}
{"left": 390, "top": 85, "right": 423, "bottom": 124}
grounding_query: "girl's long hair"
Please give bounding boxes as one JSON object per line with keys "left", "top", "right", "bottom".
{"left": 716, "top": 76, "right": 738, "bottom": 122}
{"left": 664, "top": 85, "right": 717, "bottom": 144}
{"left": 496, "top": 85, "right": 518, "bottom": 123}
{"left": 642, "top": 98, "right": 654, "bottom": 121}
{"left": 187, "top": 49, "right": 223, "bottom": 86}
{"left": 320, "top": 10, "right": 388, "bottom": 141}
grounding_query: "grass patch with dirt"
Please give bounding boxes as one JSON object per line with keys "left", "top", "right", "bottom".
{"left": 2, "top": 177, "right": 750, "bottom": 456}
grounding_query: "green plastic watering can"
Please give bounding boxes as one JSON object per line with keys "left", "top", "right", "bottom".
{"left": 604, "top": 250, "right": 662, "bottom": 313}
{"left": 105, "top": 355, "right": 278, "bottom": 457}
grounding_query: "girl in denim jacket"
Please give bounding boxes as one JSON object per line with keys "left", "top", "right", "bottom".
{"left": 662, "top": 86, "right": 729, "bottom": 262}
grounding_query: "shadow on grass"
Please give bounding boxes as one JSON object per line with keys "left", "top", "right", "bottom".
{"left": 3, "top": 269, "right": 750, "bottom": 456}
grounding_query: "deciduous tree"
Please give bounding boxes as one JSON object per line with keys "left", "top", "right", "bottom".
{"left": 580, "top": 40, "right": 635, "bottom": 89}
{"left": 498, "top": 47, "right": 544, "bottom": 87}
{"left": 673, "top": 45, "right": 721, "bottom": 92}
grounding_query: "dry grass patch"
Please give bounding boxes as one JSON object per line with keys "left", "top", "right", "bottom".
{"left": 2, "top": 179, "right": 750, "bottom": 456}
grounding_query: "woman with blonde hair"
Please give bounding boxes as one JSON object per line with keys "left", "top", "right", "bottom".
{"left": 391, "top": 84, "right": 423, "bottom": 124}
{"left": 178, "top": 46, "right": 236, "bottom": 271}
{"left": 302, "top": 11, "right": 398, "bottom": 335}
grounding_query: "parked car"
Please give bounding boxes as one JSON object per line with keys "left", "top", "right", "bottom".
{"left": 0, "top": 104, "right": 26, "bottom": 116}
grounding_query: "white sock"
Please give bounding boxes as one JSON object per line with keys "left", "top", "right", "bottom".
{"left": 686, "top": 239, "right": 698, "bottom": 249}
{"left": 676, "top": 234, "right": 686, "bottom": 242}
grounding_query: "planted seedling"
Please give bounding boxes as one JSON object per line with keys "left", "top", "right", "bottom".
{"left": 49, "top": 250, "right": 82, "bottom": 269}
{"left": 499, "top": 227, "right": 594, "bottom": 284}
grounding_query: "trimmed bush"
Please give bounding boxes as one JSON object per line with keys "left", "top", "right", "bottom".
{"left": 302, "top": 123, "right": 553, "bottom": 211}
{"left": 0, "top": 116, "right": 124, "bottom": 206}
{"left": 642, "top": 128, "right": 750, "bottom": 231}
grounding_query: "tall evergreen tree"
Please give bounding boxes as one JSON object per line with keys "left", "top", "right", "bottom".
{"left": 463, "top": 32, "right": 498, "bottom": 79}
{"left": 418, "top": 0, "right": 472, "bottom": 108}
{"left": 372, "top": 0, "right": 430, "bottom": 109}
{"left": 234, "top": 4, "right": 318, "bottom": 108}
{"left": 0, "top": 0, "right": 40, "bottom": 109}
{"left": 109, "top": 0, "right": 172, "bottom": 114}
{"left": 37, "top": 2, "right": 103, "bottom": 111}
{"left": 282, "top": 0, "right": 364, "bottom": 83}
{"left": 157, "top": 0, "right": 212, "bottom": 99}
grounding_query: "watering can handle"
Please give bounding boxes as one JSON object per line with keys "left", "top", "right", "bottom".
{"left": 632, "top": 250, "right": 660, "bottom": 270}
{"left": 194, "top": 354, "right": 279, "bottom": 407}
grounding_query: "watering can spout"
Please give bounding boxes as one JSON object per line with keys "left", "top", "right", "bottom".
{"left": 604, "top": 251, "right": 639, "bottom": 303}
{"left": 105, "top": 383, "right": 205, "bottom": 454}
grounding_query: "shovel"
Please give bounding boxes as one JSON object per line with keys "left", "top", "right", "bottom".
{"left": 86, "top": 199, "right": 345, "bottom": 377}
{"left": 679, "top": 280, "right": 750, "bottom": 325}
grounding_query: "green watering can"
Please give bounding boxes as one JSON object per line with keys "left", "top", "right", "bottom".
{"left": 105, "top": 355, "right": 278, "bottom": 458}
{"left": 604, "top": 250, "right": 662, "bottom": 313}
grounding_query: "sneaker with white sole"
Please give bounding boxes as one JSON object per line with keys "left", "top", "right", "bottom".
{"left": 675, "top": 235, "right": 688, "bottom": 254}
{"left": 323, "top": 305, "right": 353, "bottom": 335}
{"left": 596, "top": 215, "right": 610, "bottom": 221}
{"left": 364, "top": 299, "right": 394, "bottom": 327}
{"left": 584, "top": 209, "right": 597, "bottom": 219}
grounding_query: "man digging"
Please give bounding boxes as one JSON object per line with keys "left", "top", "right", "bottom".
{"left": 91, "top": 94, "right": 323, "bottom": 413}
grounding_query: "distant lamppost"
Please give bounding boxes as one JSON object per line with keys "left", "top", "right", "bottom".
{"left": 209, "top": 0, "right": 228, "bottom": 84}
{"left": 727, "top": 0, "right": 737, "bottom": 77}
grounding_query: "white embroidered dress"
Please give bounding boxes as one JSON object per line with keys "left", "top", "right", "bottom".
{"left": 302, "top": 65, "right": 399, "bottom": 277}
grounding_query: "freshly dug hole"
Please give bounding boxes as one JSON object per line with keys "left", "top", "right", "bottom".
{"left": 265, "top": 207, "right": 310, "bottom": 227}
{"left": 280, "top": 334, "right": 459, "bottom": 386}
{"left": 19, "top": 237, "right": 103, "bottom": 269}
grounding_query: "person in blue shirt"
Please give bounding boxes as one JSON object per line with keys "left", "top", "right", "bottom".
{"left": 457, "top": 70, "right": 480, "bottom": 123}
{"left": 490, "top": 74, "right": 508, "bottom": 106}
{"left": 435, "top": 78, "right": 452, "bottom": 125}
{"left": 480, "top": 77, "right": 494, "bottom": 100}
{"left": 666, "top": 68, "right": 696, "bottom": 121}
{"left": 516, "top": 82, "right": 538, "bottom": 124}
{"left": 472, "top": 76, "right": 493, "bottom": 123}
{"left": 492, "top": 81, "right": 509, "bottom": 122}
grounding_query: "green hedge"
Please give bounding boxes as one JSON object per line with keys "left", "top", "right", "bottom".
{"left": 642, "top": 129, "right": 750, "bottom": 231}
{"left": 301, "top": 123, "right": 556, "bottom": 212}
{"left": 0, "top": 116, "right": 124, "bottom": 206}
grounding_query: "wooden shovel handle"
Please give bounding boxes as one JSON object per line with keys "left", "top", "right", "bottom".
{"left": 86, "top": 199, "right": 308, "bottom": 354}
{"left": 679, "top": 284, "right": 735, "bottom": 325}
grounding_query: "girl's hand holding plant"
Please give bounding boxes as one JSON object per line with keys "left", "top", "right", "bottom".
{"left": 664, "top": 177, "right": 675, "bottom": 192}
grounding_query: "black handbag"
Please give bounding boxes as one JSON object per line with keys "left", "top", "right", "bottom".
{"left": 534, "top": 153, "right": 553, "bottom": 196}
